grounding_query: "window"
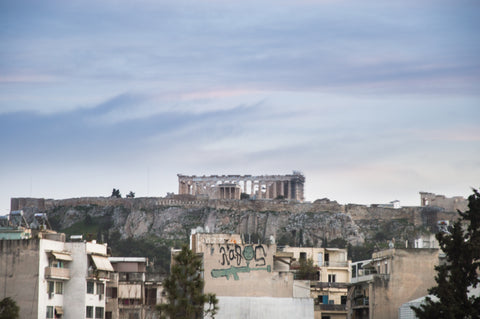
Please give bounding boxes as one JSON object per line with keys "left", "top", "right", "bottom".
{"left": 46, "top": 306, "right": 54, "bottom": 318}
{"left": 145, "top": 288, "right": 157, "bottom": 305}
{"left": 87, "top": 281, "right": 95, "bottom": 294}
{"left": 384, "top": 261, "right": 388, "bottom": 274}
{"left": 105, "top": 312, "right": 112, "bottom": 319}
{"left": 318, "top": 295, "right": 328, "bottom": 304}
{"left": 95, "top": 307, "right": 104, "bottom": 319}
{"left": 47, "top": 281, "right": 55, "bottom": 294}
{"left": 106, "top": 287, "right": 117, "bottom": 298}
{"left": 317, "top": 253, "right": 323, "bottom": 267}
{"left": 341, "top": 295, "right": 347, "bottom": 305}
{"left": 86, "top": 306, "right": 94, "bottom": 319}
{"left": 299, "top": 252, "right": 307, "bottom": 261}
{"left": 96, "top": 282, "right": 104, "bottom": 295}
{"left": 328, "top": 274, "right": 336, "bottom": 283}
{"left": 325, "top": 253, "right": 330, "bottom": 266}
{"left": 55, "top": 281, "right": 63, "bottom": 294}
{"left": 51, "top": 260, "right": 64, "bottom": 268}
{"left": 128, "top": 312, "right": 140, "bottom": 319}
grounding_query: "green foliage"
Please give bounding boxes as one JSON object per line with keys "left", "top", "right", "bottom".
{"left": 240, "top": 193, "right": 250, "bottom": 200}
{"left": 296, "top": 258, "right": 319, "bottom": 280}
{"left": 107, "top": 232, "right": 173, "bottom": 274}
{"left": 157, "top": 246, "right": 218, "bottom": 319}
{"left": 0, "top": 297, "right": 19, "bottom": 319}
{"left": 348, "top": 243, "right": 375, "bottom": 262}
{"left": 329, "top": 237, "right": 347, "bottom": 248}
{"left": 111, "top": 188, "right": 121, "bottom": 198}
{"left": 127, "top": 191, "right": 135, "bottom": 198}
{"left": 412, "top": 189, "right": 480, "bottom": 319}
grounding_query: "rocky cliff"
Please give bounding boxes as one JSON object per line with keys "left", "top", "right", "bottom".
{"left": 11, "top": 196, "right": 458, "bottom": 248}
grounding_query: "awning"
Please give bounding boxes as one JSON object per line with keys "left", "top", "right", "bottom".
{"left": 55, "top": 306, "right": 63, "bottom": 315}
{"left": 52, "top": 252, "right": 73, "bottom": 261}
{"left": 91, "top": 255, "right": 114, "bottom": 272}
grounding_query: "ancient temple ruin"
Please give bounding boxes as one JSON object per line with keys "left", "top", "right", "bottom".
{"left": 178, "top": 171, "right": 305, "bottom": 201}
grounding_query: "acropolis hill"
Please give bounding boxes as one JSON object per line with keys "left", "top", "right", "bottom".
{"left": 10, "top": 188, "right": 465, "bottom": 250}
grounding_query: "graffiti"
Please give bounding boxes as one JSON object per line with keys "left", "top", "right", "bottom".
{"left": 211, "top": 262, "right": 271, "bottom": 280}
{"left": 212, "top": 244, "right": 270, "bottom": 280}
{"left": 219, "top": 245, "right": 243, "bottom": 266}
{"left": 254, "top": 245, "right": 266, "bottom": 266}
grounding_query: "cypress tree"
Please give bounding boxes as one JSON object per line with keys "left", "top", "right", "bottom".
{"left": 157, "top": 245, "right": 218, "bottom": 319}
{"left": 412, "top": 189, "right": 480, "bottom": 319}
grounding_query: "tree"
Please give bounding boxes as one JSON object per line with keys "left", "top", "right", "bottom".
{"left": 111, "top": 188, "right": 121, "bottom": 198}
{"left": 296, "top": 258, "right": 319, "bottom": 281}
{"left": 126, "top": 191, "right": 135, "bottom": 198}
{"left": 0, "top": 297, "right": 20, "bottom": 319}
{"left": 412, "top": 189, "right": 480, "bottom": 319}
{"left": 157, "top": 245, "right": 218, "bottom": 319}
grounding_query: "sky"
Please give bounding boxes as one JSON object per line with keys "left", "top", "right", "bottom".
{"left": 1, "top": 0, "right": 479, "bottom": 214}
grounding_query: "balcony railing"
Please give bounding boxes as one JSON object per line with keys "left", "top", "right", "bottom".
{"left": 88, "top": 269, "right": 110, "bottom": 280}
{"left": 45, "top": 267, "right": 70, "bottom": 280}
{"left": 312, "top": 282, "right": 349, "bottom": 289}
{"left": 353, "top": 297, "right": 369, "bottom": 307}
{"left": 314, "top": 304, "right": 347, "bottom": 312}
{"left": 323, "top": 261, "right": 349, "bottom": 267}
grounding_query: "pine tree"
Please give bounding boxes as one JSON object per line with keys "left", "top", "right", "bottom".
{"left": 412, "top": 189, "right": 480, "bottom": 319}
{"left": 0, "top": 297, "right": 20, "bottom": 319}
{"left": 157, "top": 245, "right": 218, "bottom": 319}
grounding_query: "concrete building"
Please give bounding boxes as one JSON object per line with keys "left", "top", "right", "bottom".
{"left": 0, "top": 209, "right": 113, "bottom": 319}
{"left": 0, "top": 234, "right": 113, "bottom": 319}
{"left": 178, "top": 171, "right": 305, "bottom": 201}
{"left": 282, "top": 246, "right": 351, "bottom": 319}
{"left": 106, "top": 257, "right": 163, "bottom": 319}
{"left": 189, "top": 231, "right": 313, "bottom": 319}
{"left": 348, "top": 248, "right": 439, "bottom": 319}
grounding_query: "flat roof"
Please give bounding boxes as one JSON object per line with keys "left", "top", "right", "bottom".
{"left": 108, "top": 257, "right": 148, "bottom": 263}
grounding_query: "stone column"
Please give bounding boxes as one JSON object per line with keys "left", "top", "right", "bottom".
{"left": 287, "top": 181, "right": 292, "bottom": 200}
{"left": 273, "top": 181, "right": 277, "bottom": 199}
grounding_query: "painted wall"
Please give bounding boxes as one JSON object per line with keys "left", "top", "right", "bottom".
{"left": 193, "top": 233, "right": 294, "bottom": 297}
{"left": 215, "top": 296, "right": 314, "bottom": 319}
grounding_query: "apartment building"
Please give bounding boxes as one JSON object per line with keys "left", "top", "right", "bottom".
{"left": 106, "top": 257, "right": 163, "bottom": 319}
{"left": 281, "top": 246, "right": 351, "bottom": 319}
{"left": 348, "top": 248, "right": 439, "bottom": 319}
{"left": 0, "top": 231, "right": 113, "bottom": 319}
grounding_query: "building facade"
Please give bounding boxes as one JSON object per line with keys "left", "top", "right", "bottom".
{"left": 189, "top": 231, "right": 314, "bottom": 319}
{"left": 106, "top": 257, "right": 163, "bottom": 319}
{"left": 282, "top": 246, "right": 351, "bottom": 319}
{"left": 348, "top": 248, "right": 439, "bottom": 319}
{"left": 0, "top": 232, "right": 113, "bottom": 319}
{"left": 178, "top": 171, "right": 305, "bottom": 201}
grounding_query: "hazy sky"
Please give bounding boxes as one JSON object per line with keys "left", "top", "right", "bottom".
{"left": 1, "top": 0, "right": 479, "bottom": 214}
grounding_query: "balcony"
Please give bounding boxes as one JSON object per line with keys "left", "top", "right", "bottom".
{"left": 315, "top": 304, "right": 347, "bottom": 312}
{"left": 323, "top": 261, "right": 349, "bottom": 268}
{"left": 312, "top": 282, "right": 349, "bottom": 289}
{"left": 45, "top": 267, "right": 70, "bottom": 280}
{"left": 88, "top": 269, "right": 110, "bottom": 280}
{"left": 353, "top": 297, "right": 369, "bottom": 308}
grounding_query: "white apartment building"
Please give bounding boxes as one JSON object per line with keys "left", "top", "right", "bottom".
{"left": 0, "top": 231, "right": 113, "bottom": 319}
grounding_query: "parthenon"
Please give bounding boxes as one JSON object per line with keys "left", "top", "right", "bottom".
{"left": 178, "top": 171, "right": 305, "bottom": 201}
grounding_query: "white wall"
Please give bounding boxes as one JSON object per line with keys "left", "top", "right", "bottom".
{"left": 215, "top": 297, "right": 314, "bottom": 319}
{"left": 38, "top": 239, "right": 68, "bottom": 319}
